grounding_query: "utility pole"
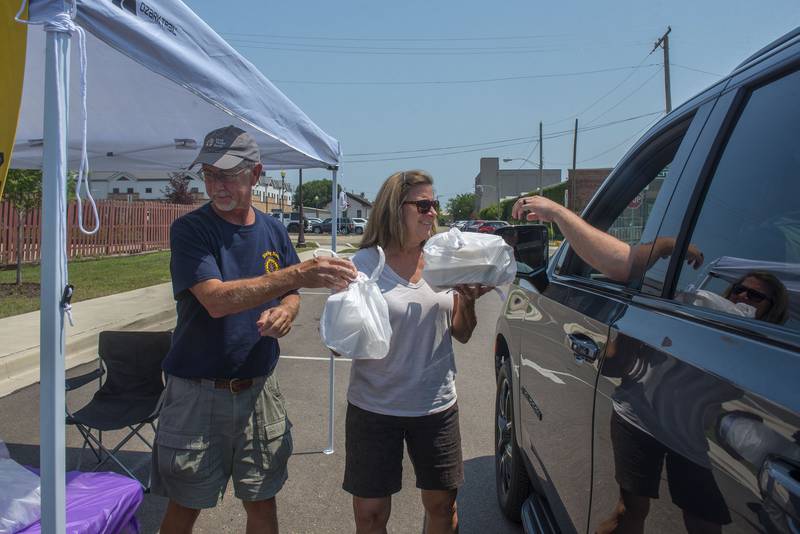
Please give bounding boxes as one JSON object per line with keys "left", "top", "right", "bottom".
{"left": 538, "top": 121, "right": 543, "bottom": 195}
{"left": 652, "top": 26, "right": 672, "bottom": 113}
{"left": 571, "top": 118, "right": 578, "bottom": 211}
{"left": 297, "top": 168, "right": 305, "bottom": 246}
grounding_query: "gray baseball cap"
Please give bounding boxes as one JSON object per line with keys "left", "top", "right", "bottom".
{"left": 191, "top": 125, "right": 261, "bottom": 170}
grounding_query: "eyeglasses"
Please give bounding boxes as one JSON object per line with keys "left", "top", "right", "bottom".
{"left": 730, "top": 283, "right": 772, "bottom": 304}
{"left": 402, "top": 199, "right": 440, "bottom": 214}
{"left": 201, "top": 166, "right": 250, "bottom": 184}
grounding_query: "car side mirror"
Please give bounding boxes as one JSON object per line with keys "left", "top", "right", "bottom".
{"left": 494, "top": 225, "right": 550, "bottom": 290}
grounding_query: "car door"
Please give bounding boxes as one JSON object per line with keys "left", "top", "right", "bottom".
{"left": 590, "top": 51, "right": 800, "bottom": 534}
{"left": 516, "top": 106, "right": 708, "bottom": 533}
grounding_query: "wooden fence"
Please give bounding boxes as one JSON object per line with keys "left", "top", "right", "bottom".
{"left": 0, "top": 200, "right": 197, "bottom": 266}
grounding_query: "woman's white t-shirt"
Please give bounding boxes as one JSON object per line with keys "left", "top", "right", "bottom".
{"left": 347, "top": 247, "right": 457, "bottom": 416}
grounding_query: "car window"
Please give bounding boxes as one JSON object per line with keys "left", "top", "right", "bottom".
{"left": 670, "top": 68, "right": 800, "bottom": 332}
{"left": 558, "top": 118, "right": 693, "bottom": 285}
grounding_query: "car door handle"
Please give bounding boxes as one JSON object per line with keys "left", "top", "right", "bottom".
{"left": 759, "top": 458, "right": 800, "bottom": 520}
{"left": 567, "top": 333, "right": 599, "bottom": 362}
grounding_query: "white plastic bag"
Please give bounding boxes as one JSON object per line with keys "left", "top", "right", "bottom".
{"left": 422, "top": 228, "right": 516, "bottom": 291}
{"left": 319, "top": 247, "right": 393, "bottom": 359}
{"left": 0, "top": 439, "right": 41, "bottom": 534}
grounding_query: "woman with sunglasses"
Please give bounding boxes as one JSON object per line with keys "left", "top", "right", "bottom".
{"left": 723, "top": 272, "right": 789, "bottom": 325}
{"left": 342, "top": 170, "right": 491, "bottom": 534}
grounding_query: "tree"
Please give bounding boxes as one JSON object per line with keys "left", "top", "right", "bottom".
{"left": 446, "top": 193, "right": 476, "bottom": 221}
{"left": 162, "top": 172, "right": 195, "bottom": 204}
{"left": 479, "top": 204, "right": 499, "bottom": 220}
{"left": 5, "top": 169, "right": 42, "bottom": 285}
{"left": 4, "top": 169, "right": 74, "bottom": 285}
{"left": 293, "top": 179, "right": 341, "bottom": 210}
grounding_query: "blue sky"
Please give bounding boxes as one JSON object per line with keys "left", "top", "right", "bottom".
{"left": 185, "top": 0, "right": 799, "bottom": 205}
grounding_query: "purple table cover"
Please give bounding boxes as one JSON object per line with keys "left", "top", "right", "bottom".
{"left": 19, "top": 471, "right": 143, "bottom": 534}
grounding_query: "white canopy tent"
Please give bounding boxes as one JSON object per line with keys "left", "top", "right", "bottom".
{"left": 12, "top": 1, "right": 341, "bottom": 530}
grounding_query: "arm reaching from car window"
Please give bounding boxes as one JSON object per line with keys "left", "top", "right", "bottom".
{"left": 511, "top": 196, "right": 704, "bottom": 283}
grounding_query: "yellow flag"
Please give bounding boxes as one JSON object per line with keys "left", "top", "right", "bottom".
{"left": 0, "top": 2, "right": 28, "bottom": 200}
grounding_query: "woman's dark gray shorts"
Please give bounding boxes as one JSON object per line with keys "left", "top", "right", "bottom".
{"left": 343, "top": 402, "right": 463, "bottom": 498}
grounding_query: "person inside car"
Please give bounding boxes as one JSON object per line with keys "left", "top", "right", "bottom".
{"left": 511, "top": 195, "right": 704, "bottom": 283}
{"left": 511, "top": 194, "right": 791, "bottom": 534}
{"left": 722, "top": 272, "right": 789, "bottom": 323}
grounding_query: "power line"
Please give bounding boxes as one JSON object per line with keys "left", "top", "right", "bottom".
{"left": 348, "top": 136, "right": 533, "bottom": 157}
{"left": 670, "top": 63, "right": 723, "bottom": 77}
{"left": 229, "top": 41, "right": 646, "bottom": 57}
{"left": 579, "top": 116, "right": 663, "bottom": 164}
{"left": 226, "top": 38, "right": 577, "bottom": 53}
{"left": 219, "top": 30, "right": 638, "bottom": 43}
{"left": 344, "top": 140, "right": 535, "bottom": 163}
{"left": 514, "top": 140, "right": 540, "bottom": 170}
{"left": 272, "top": 64, "right": 660, "bottom": 86}
{"left": 344, "top": 111, "right": 662, "bottom": 163}
{"left": 545, "top": 51, "right": 656, "bottom": 127}
{"left": 584, "top": 66, "right": 664, "bottom": 125}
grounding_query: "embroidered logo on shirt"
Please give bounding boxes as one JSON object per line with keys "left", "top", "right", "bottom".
{"left": 262, "top": 251, "right": 281, "bottom": 273}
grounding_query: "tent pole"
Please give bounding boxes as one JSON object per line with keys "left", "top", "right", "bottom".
{"left": 324, "top": 168, "right": 338, "bottom": 455}
{"left": 40, "top": 28, "right": 70, "bottom": 534}
{"left": 331, "top": 168, "right": 338, "bottom": 253}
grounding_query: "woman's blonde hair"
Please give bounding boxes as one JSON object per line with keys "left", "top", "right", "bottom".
{"left": 360, "top": 170, "right": 437, "bottom": 251}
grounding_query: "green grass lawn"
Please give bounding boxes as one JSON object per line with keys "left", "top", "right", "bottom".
{"left": 0, "top": 251, "right": 172, "bottom": 318}
{"left": 0, "top": 242, "right": 323, "bottom": 319}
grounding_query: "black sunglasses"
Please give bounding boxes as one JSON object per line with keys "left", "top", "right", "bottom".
{"left": 730, "top": 283, "right": 772, "bottom": 304}
{"left": 402, "top": 199, "right": 440, "bottom": 214}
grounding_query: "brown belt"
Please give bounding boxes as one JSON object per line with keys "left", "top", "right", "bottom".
{"left": 191, "top": 377, "right": 255, "bottom": 394}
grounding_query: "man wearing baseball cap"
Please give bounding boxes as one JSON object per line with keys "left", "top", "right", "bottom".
{"left": 152, "top": 126, "right": 356, "bottom": 533}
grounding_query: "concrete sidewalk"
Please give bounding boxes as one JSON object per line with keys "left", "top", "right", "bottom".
{"left": 0, "top": 283, "right": 176, "bottom": 398}
{"left": 0, "top": 246, "right": 355, "bottom": 398}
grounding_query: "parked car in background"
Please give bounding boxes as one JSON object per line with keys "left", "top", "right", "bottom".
{"left": 463, "top": 220, "right": 485, "bottom": 232}
{"left": 313, "top": 217, "right": 355, "bottom": 235}
{"left": 477, "top": 220, "right": 509, "bottom": 233}
{"left": 452, "top": 220, "right": 469, "bottom": 230}
{"left": 351, "top": 217, "right": 368, "bottom": 235}
{"left": 306, "top": 217, "right": 323, "bottom": 228}
{"left": 271, "top": 211, "right": 310, "bottom": 233}
{"left": 491, "top": 28, "right": 800, "bottom": 534}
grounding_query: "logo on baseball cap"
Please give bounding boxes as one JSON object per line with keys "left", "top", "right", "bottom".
{"left": 191, "top": 125, "right": 261, "bottom": 170}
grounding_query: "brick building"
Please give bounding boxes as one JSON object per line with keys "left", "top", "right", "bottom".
{"left": 566, "top": 168, "right": 613, "bottom": 213}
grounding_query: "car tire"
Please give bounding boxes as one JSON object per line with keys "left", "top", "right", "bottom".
{"left": 314, "top": 227, "right": 322, "bottom": 234}
{"left": 495, "top": 358, "right": 530, "bottom": 522}
{"left": 356, "top": 227, "right": 364, "bottom": 235}
{"left": 342, "top": 227, "right": 350, "bottom": 235}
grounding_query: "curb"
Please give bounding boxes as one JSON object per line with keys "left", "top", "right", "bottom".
{"left": 0, "top": 286, "right": 177, "bottom": 399}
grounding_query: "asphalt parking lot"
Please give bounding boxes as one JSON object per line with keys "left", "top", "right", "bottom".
{"left": 0, "top": 288, "right": 523, "bottom": 534}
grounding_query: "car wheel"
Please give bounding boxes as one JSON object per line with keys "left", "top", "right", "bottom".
{"left": 356, "top": 227, "right": 363, "bottom": 235}
{"left": 342, "top": 227, "right": 350, "bottom": 235}
{"left": 496, "top": 358, "right": 530, "bottom": 522}
{"left": 314, "top": 227, "right": 322, "bottom": 234}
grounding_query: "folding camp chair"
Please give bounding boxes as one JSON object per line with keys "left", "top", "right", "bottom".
{"left": 65, "top": 330, "right": 172, "bottom": 490}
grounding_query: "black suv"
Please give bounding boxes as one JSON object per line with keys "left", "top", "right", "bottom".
{"left": 492, "top": 28, "right": 800, "bottom": 533}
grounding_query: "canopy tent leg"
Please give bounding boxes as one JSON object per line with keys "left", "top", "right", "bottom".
{"left": 40, "top": 27, "right": 70, "bottom": 534}
{"left": 324, "top": 168, "right": 338, "bottom": 455}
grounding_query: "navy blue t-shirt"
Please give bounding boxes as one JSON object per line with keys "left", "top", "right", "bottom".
{"left": 164, "top": 203, "right": 301, "bottom": 379}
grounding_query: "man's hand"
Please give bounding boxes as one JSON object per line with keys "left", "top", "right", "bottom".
{"left": 291, "top": 257, "right": 357, "bottom": 291}
{"left": 686, "top": 243, "right": 705, "bottom": 270}
{"left": 454, "top": 284, "right": 493, "bottom": 307}
{"left": 257, "top": 305, "right": 295, "bottom": 338}
{"left": 512, "top": 195, "right": 564, "bottom": 222}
